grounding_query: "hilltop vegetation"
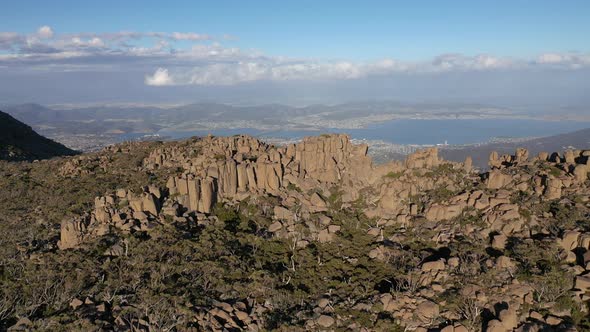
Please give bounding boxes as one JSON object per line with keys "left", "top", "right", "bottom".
{"left": 1, "top": 134, "right": 590, "bottom": 331}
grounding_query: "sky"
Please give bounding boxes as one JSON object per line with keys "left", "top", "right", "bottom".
{"left": 1, "top": 0, "right": 589, "bottom": 107}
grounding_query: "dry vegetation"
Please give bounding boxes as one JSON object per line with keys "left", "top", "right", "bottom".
{"left": 1, "top": 137, "right": 590, "bottom": 331}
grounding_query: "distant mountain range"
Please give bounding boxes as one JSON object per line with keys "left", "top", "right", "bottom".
{"left": 1, "top": 102, "right": 588, "bottom": 165}
{"left": 0, "top": 110, "right": 77, "bottom": 161}
{"left": 441, "top": 128, "right": 590, "bottom": 169}
{"left": 1, "top": 101, "right": 521, "bottom": 136}
{"left": 0, "top": 101, "right": 530, "bottom": 152}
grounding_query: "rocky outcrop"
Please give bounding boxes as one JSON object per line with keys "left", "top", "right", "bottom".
{"left": 464, "top": 156, "right": 473, "bottom": 172}
{"left": 489, "top": 148, "right": 531, "bottom": 170}
{"left": 160, "top": 134, "right": 372, "bottom": 215}
{"left": 482, "top": 148, "right": 590, "bottom": 202}
{"left": 514, "top": 148, "right": 529, "bottom": 163}
{"left": 59, "top": 215, "right": 93, "bottom": 250}
{"left": 61, "top": 134, "right": 373, "bottom": 248}
{"left": 59, "top": 186, "right": 165, "bottom": 249}
{"left": 488, "top": 151, "right": 500, "bottom": 169}
{"left": 52, "top": 134, "right": 590, "bottom": 331}
{"left": 406, "top": 148, "right": 440, "bottom": 169}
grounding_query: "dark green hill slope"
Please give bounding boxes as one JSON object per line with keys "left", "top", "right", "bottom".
{"left": 0, "top": 110, "right": 77, "bottom": 161}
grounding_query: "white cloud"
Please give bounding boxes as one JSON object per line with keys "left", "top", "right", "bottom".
{"left": 170, "top": 55, "right": 513, "bottom": 86}
{"left": 179, "top": 60, "right": 405, "bottom": 85}
{"left": 1, "top": 27, "right": 589, "bottom": 87}
{"left": 537, "top": 53, "right": 564, "bottom": 64}
{"left": 37, "top": 25, "right": 54, "bottom": 39}
{"left": 0, "top": 32, "right": 23, "bottom": 50}
{"left": 536, "top": 52, "right": 590, "bottom": 68}
{"left": 65, "top": 36, "right": 104, "bottom": 48}
{"left": 184, "top": 43, "right": 242, "bottom": 59}
{"left": 145, "top": 68, "right": 174, "bottom": 86}
{"left": 431, "top": 54, "right": 514, "bottom": 71}
{"left": 88, "top": 37, "right": 104, "bottom": 47}
{"left": 171, "top": 32, "right": 209, "bottom": 41}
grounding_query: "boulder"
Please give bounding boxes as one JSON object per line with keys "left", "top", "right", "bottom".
{"left": 496, "top": 256, "right": 516, "bottom": 269}
{"left": 544, "top": 177, "right": 563, "bottom": 200}
{"left": 70, "top": 298, "right": 83, "bottom": 309}
{"left": 317, "top": 315, "right": 335, "bottom": 328}
{"left": 425, "top": 204, "right": 463, "bottom": 221}
{"left": 318, "top": 298, "right": 330, "bottom": 309}
{"left": 573, "top": 164, "right": 588, "bottom": 183}
{"left": 274, "top": 206, "right": 295, "bottom": 221}
{"left": 142, "top": 193, "right": 160, "bottom": 216}
{"left": 575, "top": 274, "right": 590, "bottom": 291}
{"left": 58, "top": 217, "right": 90, "bottom": 249}
{"left": 564, "top": 150, "right": 576, "bottom": 163}
{"left": 561, "top": 231, "right": 581, "bottom": 251}
{"left": 486, "top": 319, "right": 508, "bottom": 332}
{"left": 328, "top": 225, "right": 341, "bottom": 233}
{"left": 487, "top": 170, "right": 512, "bottom": 189}
{"left": 235, "top": 310, "right": 249, "bottom": 322}
{"left": 318, "top": 229, "right": 333, "bottom": 243}
{"left": 498, "top": 308, "right": 518, "bottom": 329}
{"left": 268, "top": 222, "right": 283, "bottom": 233}
{"left": 310, "top": 192, "right": 327, "bottom": 208}
{"left": 422, "top": 259, "right": 445, "bottom": 272}
{"left": 454, "top": 325, "right": 469, "bottom": 332}
{"left": 489, "top": 151, "right": 502, "bottom": 169}
{"left": 415, "top": 301, "right": 439, "bottom": 322}
{"left": 491, "top": 234, "right": 507, "bottom": 250}
{"left": 537, "top": 152, "right": 549, "bottom": 161}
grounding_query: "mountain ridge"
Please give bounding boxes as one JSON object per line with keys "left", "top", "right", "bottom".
{"left": 441, "top": 127, "right": 590, "bottom": 169}
{"left": 0, "top": 110, "right": 78, "bottom": 161}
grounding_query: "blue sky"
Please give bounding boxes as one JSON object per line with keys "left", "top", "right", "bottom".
{"left": 2, "top": 0, "right": 589, "bottom": 60}
{"left": 0, "top": 1, "right": 589, "bottom": 106}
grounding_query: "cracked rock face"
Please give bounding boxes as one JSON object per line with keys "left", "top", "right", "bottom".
{"left": 160, "top": 134, "right": 372, "bottom": 214}
{"left": 60, "top": 134, "right": 372, "bottom": 247}
{"left": 60, "top": 136, "right": 590, "bottom": 254}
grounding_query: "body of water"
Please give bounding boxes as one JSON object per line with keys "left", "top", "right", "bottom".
{"left": 156, "top": 119, "right": 590, "bottom": 146}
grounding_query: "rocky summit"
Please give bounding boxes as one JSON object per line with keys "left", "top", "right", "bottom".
{"left": 1, "top": 133, "right": 590, "bottom": 331}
